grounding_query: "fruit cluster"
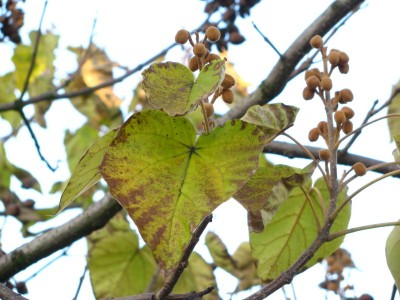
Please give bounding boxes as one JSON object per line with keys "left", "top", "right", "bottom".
{"left": 305, "top": 35, "right": 367, "bottom": 176}
{"left": 175, "top": 27, "right": 236, "bottom": 129}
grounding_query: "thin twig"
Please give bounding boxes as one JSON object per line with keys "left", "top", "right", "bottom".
{"left": 107, "top": 287, "right": 215, "bottom": 300}
{"left": 252, "top": 21, "right": 282, "bottom": 58}
{"left": 341, "top": 87, "right": 400, "bottom": 155}
{"left": 155, "top": 214, "right": 213, "bottom": 300}
{"left": 327, "top": 221, "right": 400, "bottom": 241}
{"left": 72, "top": 265, "right": 88, "bottom": 300}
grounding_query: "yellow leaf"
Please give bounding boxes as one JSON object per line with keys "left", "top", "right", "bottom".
{"left": 81, "top": 45, "right": 122, "bottom": 108}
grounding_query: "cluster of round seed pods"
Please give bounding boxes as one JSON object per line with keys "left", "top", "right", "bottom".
{"left": 174, "top": 26, "right": 236, "bottom": 125}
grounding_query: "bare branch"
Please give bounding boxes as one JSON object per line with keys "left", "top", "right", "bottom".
{"left": 217, "top": 0, "right": 365, "bottom": 125}
{"left": 107, "top": 287, "right": 215, "bottom": 300}
{"left": 0, "top": 193, "right": 121, "bottom": 282}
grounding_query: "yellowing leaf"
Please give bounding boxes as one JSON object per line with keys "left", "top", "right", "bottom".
{"left": 81, "top": 45, "right": 122, "bottom": 108}
{"left": 250, "top": 178, "right": 350, "bottom": 281}
{"left": 0, "top": 72, "right": 20, "bottom": 129}
{"left": 241, "top": 104, "right": 299, "bottom": 143}
{"left": 100, "top": 110, "right": 265, "bottom": 274}
{"left": 174, "top": 253, "right": 219, "bottom": 300}
{"left": 234, "top": 162, "right": 316, "bottom": 232}
{"left": 88, "top": 214, "right": 157, "bottom": 299}
{"left": 388, "top": 82, "right": 400, "bottom": 141}
{"left": 141, "top": 59, "right": 225, "bottom": 116}
{"left": 394, "top": 135, "right": 400, "bottom": 162}
{"left": 57, "top": 129, "right": 116, "bottom": 214}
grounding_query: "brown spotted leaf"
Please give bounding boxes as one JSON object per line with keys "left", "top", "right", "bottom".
{"left": 99, "top": 110, "right": 265, "bottom": 275}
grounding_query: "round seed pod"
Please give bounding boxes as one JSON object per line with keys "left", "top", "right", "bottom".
{"left": 341, "top": 106, "right": 355, "bottom": 119}
{"left": 338, "top": 63, "right": 349, "bottom": 74}
{"left": 310, "top": 35, "right": 323, "bottom": 49}
{"left": 308, "top": 127, "right": 320, "bottom": 142}
{"left": 203, "top": 102, "right": 214, "bottom": 117}
{"left": 306, "top": 75, "right": 320, "bottom": 89}
{"left": 188, "top": 56, "right": 199, "bottom": 72}
{"left": 353, "top": 162, "right": 367, "bottom": 176}
{"left": 221, "top": 88, "right": 234, "bottom": 104}
{"left": 175, "top": 29, "right": 190, "bottom": 44}
{"left": 321, "top": 76, "right": 333, "bottom": 91}
{"left": 338, "top": 51, "right": 349, "bottom": 64}
{"left": 317, "top": 121, "right": 328, "bottom": 136}
{"left": 334, "top": 110, "right": 346, "bottom": 124}
{"left": 328, "top": 50, "right": 340, "bottom": 66}
{"left": 205, "top": 53, "right": 221, "bottom": 63}
{"left": 319, "top": 149, "right": 331, "bottom": 161}
{"left": 342, "top": 120, "right": 353, "bottom": 134}
{"left": 229, "top": 32, "right": 245, "bottom": 44}
{"left": 206, "top": 26, "right": 221, "bottom": 42}
{"left": 221, "top": 73, "right": 235, "bottom": 89}
{"left": 193, "top": 43, "right": 207, "bottom": 57}
{"left": 340, "top": 88, "right": 353, "bottom": 103}
{"left": 302, "top": 87, "right": 315, "bottom": 100}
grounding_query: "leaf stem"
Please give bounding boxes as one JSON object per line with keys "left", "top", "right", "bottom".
{"left": 327, "top": 221, "right": 400, "bottom": 241}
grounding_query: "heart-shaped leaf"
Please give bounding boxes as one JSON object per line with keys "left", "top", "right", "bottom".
{"left": 141, "top": 59, "right": 225, "bottom": 116}
{"left": 250, "top": 178, "right": 350, "bottom": 281}
{"left": 386, "top": 222, "right": 400, "bottom": 291}
{"left": 241, "top": 104, "right": 299, "bottom": 143}
{"left": 57, "top": 129, "right": 116, "bottom": 214}
{"left": 100, "top": 110, "right": 265, "bottom": 274}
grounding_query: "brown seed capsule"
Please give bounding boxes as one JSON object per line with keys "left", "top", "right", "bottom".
{"left": 221, "top": 88, "right": 234, "bottom": 104}
{"left": 340, "top": 88, "right": 353, "bottom": 103}
{"left": 310, "top": 35, "right": 323, "bottom": 49}
{"left": 317, "top": 121, "right": 328, "bottom": 136}
{"left": 5, "top": 204, "right": 20, "bottom": 216}
{"left": 342, "top": 120, "right": 353, "bottom": 134}
{"left": 229, "top": 32, "right": 245, "bottom": 44}
{"left": 319, "top": 149, "right": 331, "bottom": 161}
{"left": 341, "top": 106, "right": 354, "bottom": 119}
{"left": 338, "top": 63, "right": 349, "bottom": 74}
{"left": 321, "top": 76, "right": 333, "bottom": 91}
{"left": 328, "top": 50, "right": 340, "bottom": 66}
{"left": 308, "top": 127, "right": 320, "bottom": 142}
{"left": 203, "top": 102, "right": 214, "bottom": 117}
{"left": 221, "top": 73, "right": 235, "bottom": 89}
{"left": 22, "top": 199, "right": 35, "bottom": 208}
{"left": 205, "top": 53, "right": 221, "bottom": 63}
{"left": 15, "top": 282, "right": 28, "bottom": 294}
{"left": 193, "top": 43, "right": 207, "bottom": 57}
{"left": 302, "top": 87, "right": 315, "bottom": 100}
{"left": 175, "top": 29, "right": 190, "bottom": 44}
{"left": 188, "top": 56, "right": 199, "bottom": 72}
{"left": 306, "top": 75, "right": 320, "bottom": 89}
{"left": 334, "top": 110, "right": 346, "bottom": 125}
{"left": 353, "top": 162, "right": 367, "bottom": 176}
{"left": 206, "top": 26, "right": 221, "bottom": 42}
{"left": 339, "top": 51, "right": 349, "bottom": 64}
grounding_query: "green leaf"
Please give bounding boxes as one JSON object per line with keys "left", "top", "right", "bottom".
{"left": 386, "top": 223, "right": 400, "bottom": 291}
{"left": 141, "top": 59, "right": 225, "bottom": 116}
{"left": 88, "top": 213, "right": 157, "bottom": 299}
{"left": 205, "top": 232, "right": 260, "bottom": 292}
{"left": 388, "top": 82, "right": 400, "bottom": 141}
{"left": 174, "top": 252, "right": 219, "bottom": 299}
{"left": 250, "top": 178, "right": 350, "bottom": 281}
{"left": 12, "top": 31, "right": 59, "bottom": 91}
{"left": 234, "top": 162, "right": 316, "bottom": 232}
{"left": 100, "top": 110, "right": 265, "bottom": 274}
{"left": 0, "top": 72, "right": 20, "bottom": 129}
{"left": 57, "top": 129, "right": 116, "bottom": 214}
{"left": 394, "top": 135, "right": 400, "bottom": 162}
{"left": 241, "top": 104, "right": 299, "bottom": 143}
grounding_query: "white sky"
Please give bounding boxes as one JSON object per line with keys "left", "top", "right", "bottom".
{"left": 1, "top": 0, "right": 400, "bottom": 299}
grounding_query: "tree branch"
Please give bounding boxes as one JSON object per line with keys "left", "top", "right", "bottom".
{"left": 0, "top": 283, "right": 28, "bottom": 300}
{"left": 217, "top": 0, "right": 365, "bottom": 124}
{"left": 0, "top": 193, "right": 121, "bottom": 282}
{"left": 107, "top": 287, "right": 215, "bottom": 300}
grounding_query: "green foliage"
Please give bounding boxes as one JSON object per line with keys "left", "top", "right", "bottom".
{"left": 386, "top": 223, "right": 400, "bottom": 291}
{"left": 388, "top": 83, "right": 400, "bottom": 141}
{"left": 141, "top": 59, "right": 225, "bottom": 115}
{"left": 99, "top": 109, "right": 266, "bottom": 274}
{"left": 250, "top": 178, "right": 350, "bottom": 282}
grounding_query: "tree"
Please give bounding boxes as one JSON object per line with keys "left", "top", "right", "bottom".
{"left": 0, "top": 0, "right": 399, "bottom": 299}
